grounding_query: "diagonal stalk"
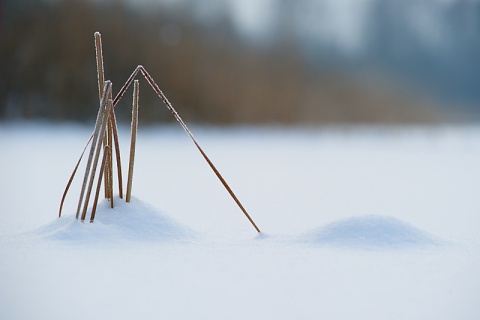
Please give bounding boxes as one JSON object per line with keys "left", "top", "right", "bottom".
{"left": 59, "top": 133, "right": 93, "bottom": 218}
{"left": 112, "top": 65, "right": 141, "bottom": 108}
{"left": 139, "top": 66, "right": 261, "bottom": 233}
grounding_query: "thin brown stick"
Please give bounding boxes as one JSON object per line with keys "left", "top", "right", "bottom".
{"left": 193, "top": 140, "right": 261, "bottom": 233}
{"left": 110, "top": 109, "right": 123, "bottom": 198}
{"left": 139, "top": 66, "right": 261, "bottom": 233}
{"left": 112, "top": 65, "right": 141, "bottom": 108}
{"left": 90, "top": 145, "right": 110, "bottom": 222}
{"left": 59, "top": 134, "right": 94, "bottom": 218}
{"left": 103, "top": 87, "right": 113, "bottom": 199}
{"left": 102, "top": 140, "right": 106, "bottom": 198}
{"left": 80, "top": 82, "right": 113, "bottom": 221}
{"left": 97, "top": 31, "right": 110, "bottom": 200}
{"left": 107, "top": 92, "right": 114, "bottom": 204}
{"left": 126, "top": 80, "right": 139, "bottom": 203}
{"left": 107, "top": 137, "right": 114, "bottom": 208}
{"left": 95, "top": 32, "right": 105, "bottom": 101}
{"left": 103, "top": 135, "right": 108, "bottom": 198}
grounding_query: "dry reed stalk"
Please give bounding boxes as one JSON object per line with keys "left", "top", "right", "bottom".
{"left": 110, "top": 110, "right": 124, "bottom": 198}
{"left": 107, "top": 88, "right": 114, "bottom": 205}
{"left": 59, "top": 134, "right": 93, "bottom": 218}
{"left": 95, "top": 32, "right": 105, "bottom": 100}
{"left": 80, "top": 82, "right": 113, "bottom": 221}
{"left": 103, "top": 135, "right": 109, "bottom": 198}
{"left": 90, "top": 145, "right": 110, "bottom": 222}
{"left": 96, "top": 31, "right": 110, "bottom": 200}
{"left": 112, "top": 65, "right": 141, "bottom": 107}
{"left": 75, "top": 83, "right": 110, "bottom": 219}
{"left": 126, "top": 80, "right": 139, "bottom": 203}
{"left": 138, "top": 66, "right": 261, "bottom": 233}
{"left": 107, "top": 134, "right": 114, "bottom": 208}
{"left": 74, "top": 32, "right": 107, "bottom": 219}
{"left": 194, "top": 141, "right": 261, "bottom": 233}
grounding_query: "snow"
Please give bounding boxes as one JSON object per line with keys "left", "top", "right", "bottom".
{"left": 28, "top": 197, "right": 196, "bottom": 244}
{"left": 300, "top": 215, "right": 443, "bottom": 249}
{"left": 1, "top": 122, "right": 480, "bottom": 319}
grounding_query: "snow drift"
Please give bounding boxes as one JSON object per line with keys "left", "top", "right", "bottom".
{"left": 29, "top": 197, "right": 195, "bottom": 244}
{"left": 302, "top": 215, "right": 441, "bottom": 249}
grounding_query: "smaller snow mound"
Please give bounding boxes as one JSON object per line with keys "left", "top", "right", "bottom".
{"left": 33, "top": 197, "right": 195, "bottom": 244}
{"left": 302, "top": 215, "right": 441, "bottom": 249}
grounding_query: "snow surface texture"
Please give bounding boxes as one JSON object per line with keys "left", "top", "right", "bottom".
{"left": 1, "top": 123, "right": 480, "bottom": 320}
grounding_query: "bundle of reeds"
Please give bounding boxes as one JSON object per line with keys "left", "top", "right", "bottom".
{"left": 59, "top": 32, "right": 260, "bottom": 233}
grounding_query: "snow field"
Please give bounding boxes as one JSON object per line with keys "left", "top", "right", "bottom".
{"left": 1, "top": 122, "right": 479, "bottom": 319}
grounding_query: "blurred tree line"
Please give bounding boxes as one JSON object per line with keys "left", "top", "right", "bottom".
{"left": 0, "top": 0, "right": 438, "bottom": 124}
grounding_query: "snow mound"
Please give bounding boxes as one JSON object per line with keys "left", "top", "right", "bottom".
{"left": 302, "top": 215, "right": 441, "bottom": 249}
{"left": 32, "top": 197, "right": 195, "bottom": 243}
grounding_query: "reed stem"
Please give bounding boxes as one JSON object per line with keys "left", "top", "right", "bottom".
{"left": 103, "top": 136, "right": 108, "bottom": 198}
{"left": 107, "top": 135, "right": 114, "bottom": 208}
{"left": 59, "top": 133, "right": 93, "bottom": 218}
{"left": 126, "top": 80, "right": 139, "bottom": 203}
{"left": 139, "top": 66, "right": 261, "bottom": 232}
{"left": 107, "top": 88, "right": 114, "bottom": 204}
{"left": 95, "top": 32, "right": 105, "bottom": 101}
{"left": 110, "top": 109, "right": 123, "bottom": 198}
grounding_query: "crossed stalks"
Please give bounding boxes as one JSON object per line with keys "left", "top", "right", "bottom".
{"left": 59, "top": 32, "right": 261, "bottom": 233}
